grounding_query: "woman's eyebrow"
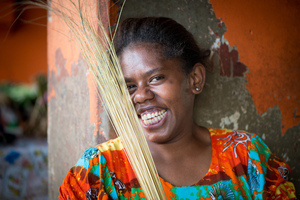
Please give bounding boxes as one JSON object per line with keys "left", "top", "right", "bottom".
{"left": 124, "top": 67, "right": 163, "bottom": 82}
{"left": 143, "top": 67, "right": 161, "bottom": 78}
{"left": 124, "top": 77, "right": 133, "bottom": 83}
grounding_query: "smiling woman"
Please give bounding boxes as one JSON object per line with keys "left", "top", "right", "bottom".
{"left": 120, "top": 43, "right": 201, "bottom": 144}
{"left": 58, "top": 17, "right": 296, "bottom": 199}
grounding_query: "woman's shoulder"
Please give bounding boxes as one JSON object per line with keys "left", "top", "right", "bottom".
{"left": 208, "top": 128, "right": 273, "bottom": 161}
{"left": 208, "top": 128, "right": 255, "bottom": 149}
{"left": 208, "top": 128, "right": 263, "bottom": 148}
{"left": 59, "top": 138, "right": 133, "bottom": 199}
{"left": 95, "top": 137, "right": 124, "bottom": 152}
{"left": 207, "top": 128, "right": 270, "bottom": 167}
{"left": 72, "top": 137, "right": 125, "bottom": 172}
{"left": 206, "top": 128, "right": 296, "bottom": 198}
{"left": 208, "top": 128, "right": 255, "bottom": 137}
{"left": 94, "top": 138, "right": 135, "bottom": 177}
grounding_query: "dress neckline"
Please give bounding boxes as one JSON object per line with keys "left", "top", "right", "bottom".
{"left": 158, "top": 128, "right": 214, "bottom": 187}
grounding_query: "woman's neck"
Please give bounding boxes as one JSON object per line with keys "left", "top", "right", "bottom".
{"left": 148, "top": 124, "right": 210, "bottom": 162}
{"left": 147, "top": 125, "right": 212, "bottom": 186}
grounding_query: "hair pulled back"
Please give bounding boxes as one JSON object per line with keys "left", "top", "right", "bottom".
{"left": 113, "top": 17, "right": 210, "bottom": 74}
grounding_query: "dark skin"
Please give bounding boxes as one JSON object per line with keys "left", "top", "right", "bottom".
{"left": 120, "top": 43, "right": 212, "bottom": 187}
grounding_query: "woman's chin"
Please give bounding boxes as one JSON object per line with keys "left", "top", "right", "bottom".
{"left": 143, "top": 129, "right": 173, "bottom": 144}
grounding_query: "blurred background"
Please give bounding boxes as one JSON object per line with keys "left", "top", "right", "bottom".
{"left": 0, "top": 0, "right": 48, "bottom": 199}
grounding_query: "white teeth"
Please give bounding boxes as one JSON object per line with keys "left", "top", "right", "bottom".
{"left": 141, "top": 110, "right": 167, "bottom": 125}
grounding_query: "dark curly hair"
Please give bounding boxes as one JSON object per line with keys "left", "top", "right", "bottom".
{"left": 113, "top": 17, "right": 210, "bottom": 74}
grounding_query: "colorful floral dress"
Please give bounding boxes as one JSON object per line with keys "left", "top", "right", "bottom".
{"left": 59, "top": 128, "right": 297, "bottom": 199}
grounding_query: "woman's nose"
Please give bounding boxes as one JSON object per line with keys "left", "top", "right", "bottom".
{"left": 133, "top": 85, "right": 155, "bottom": 104}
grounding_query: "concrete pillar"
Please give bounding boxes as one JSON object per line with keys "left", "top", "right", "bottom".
{"left": 48, "top": 0, "right": 119, "bottom": 198}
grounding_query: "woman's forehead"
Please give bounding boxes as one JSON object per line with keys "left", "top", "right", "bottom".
{"left": 120, "top": 44, "right": 185, "bottom": 78}
{"left": 121, "top": 44, "right": 161, "bottom": 66}
{"left": 120, "top": 43, "right": 164, "bottom": 63}
{"left": 125, "top": 42, "right": 163, "bottom": 54}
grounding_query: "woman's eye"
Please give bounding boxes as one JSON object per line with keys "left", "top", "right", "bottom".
{"left": 127, "top": 84, "right": 136, "bottom": 91}
{"left": 151, "top": 75, "right": 164, "bottom": 82}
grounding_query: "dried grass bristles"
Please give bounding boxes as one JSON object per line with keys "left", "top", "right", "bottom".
{"left": 40, "top": 0, "right": 166, "bottom": 199}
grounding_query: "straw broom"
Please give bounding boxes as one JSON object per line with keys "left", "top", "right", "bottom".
{"left": 43, "top": 0, "right": 167, "bottom": 199}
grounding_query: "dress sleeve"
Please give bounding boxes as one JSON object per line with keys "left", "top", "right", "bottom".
{"left": 248, "top": 135, "right": 297, "bottom": 199}
{"left": 58, "top": 148, "right": 118, "bottom": 200}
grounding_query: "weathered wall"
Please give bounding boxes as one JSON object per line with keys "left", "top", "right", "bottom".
{"left": 208, "top": 0, "right": 300, "bottom": 193}
{"left": 48, "top": 0, "right": 299, "bottom": 197}
{"left": 47, "top": 0, "right": 112, "bottom": 198}
{"left": 120, "top": 0, "right": 299, "bottom": 195}
{"left": 0, "top": 2, "right": 47, "bottom": 83}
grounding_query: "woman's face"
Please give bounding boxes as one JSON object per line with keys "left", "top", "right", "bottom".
{"left": 120, "top": 43, "right": 199, "bottom": 144}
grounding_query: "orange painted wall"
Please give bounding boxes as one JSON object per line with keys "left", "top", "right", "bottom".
{"left": 210, "top": 0, "right": 300, "bottom": 134}
{"left": 0, "top": 4, "right": 47, "bottom": 83}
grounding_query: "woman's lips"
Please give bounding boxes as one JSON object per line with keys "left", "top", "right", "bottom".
{"left": 140, "top": 109, "right": 167, "bottom": 128}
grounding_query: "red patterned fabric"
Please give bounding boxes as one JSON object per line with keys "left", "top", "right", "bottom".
{"left": 59, "top": 129, "right": 297, "bottom": 199}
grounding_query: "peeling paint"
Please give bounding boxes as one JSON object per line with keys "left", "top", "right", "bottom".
{"left": 208, "top": 0, "right": 300, "bottom": 192}
{"left": 210, "top": 0, "right": 300, "bottom": 134}
{"left": 86, "top": 69, "right": 103, "bottom": 137}
{"left": 55, "top": 49, "right": 69, "bottom": 81}
{"left": 213, "top": 40, "right": 247, "bottom": 78}
{"left": 220, "top": 111, "right": 241, "bottom": 130}
{"left": 211, "top": 37, "right": 221, "bottom": 51}
{"left": 241, "top": 106, "right": 247, "bottom": 114}
{"left": 47, "top": 1, "right": 81, "bottom": 76}
{"left": 206, "top": 120, "right": 213, "bottom": 125}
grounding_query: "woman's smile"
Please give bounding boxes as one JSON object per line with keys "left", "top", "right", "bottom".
{"left": 140, "top": 109, "right": 168, "bottom": 128}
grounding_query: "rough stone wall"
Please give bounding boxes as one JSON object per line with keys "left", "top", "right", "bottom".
{"left": 120, "top": 0, "right": 299, "bottom": 195}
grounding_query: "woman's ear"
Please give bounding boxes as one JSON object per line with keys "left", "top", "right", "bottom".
{"left": 189, "top": 63, "right": 206, "bottom": 94}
